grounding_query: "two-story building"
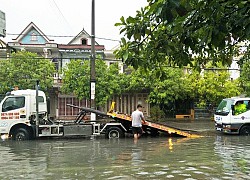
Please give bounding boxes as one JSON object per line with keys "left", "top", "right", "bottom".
{"left": 7, "top": 22, "right": 150, "bottom": 119}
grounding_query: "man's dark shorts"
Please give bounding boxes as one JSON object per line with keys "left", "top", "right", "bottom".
{"left": 132, "top": 127, "right": 143, "bottom": 134}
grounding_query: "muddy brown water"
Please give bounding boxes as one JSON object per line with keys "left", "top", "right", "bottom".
{"left": 0, "top": 133, "right": 250, "bottom": 179}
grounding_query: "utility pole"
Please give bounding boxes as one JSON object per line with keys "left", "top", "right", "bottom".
{"left": 35, "top": 80, "right": 39, "bottom": 137}
{"left": 90, "top": 0, "right": 96, "bottom": 121}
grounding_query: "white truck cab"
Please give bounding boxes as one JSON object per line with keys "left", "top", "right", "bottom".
{"left": 0, "top": 89, "right": 47, "bottom": 140}
{"left": 215, "top": 97, "right": 250, "bottom": 135}
{"left": 2, "top": 89, "right": 47, "bottom": 114}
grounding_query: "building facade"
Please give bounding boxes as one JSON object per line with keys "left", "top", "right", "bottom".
{"left": 7, "top": 22, "right": 150, "bottom": 119}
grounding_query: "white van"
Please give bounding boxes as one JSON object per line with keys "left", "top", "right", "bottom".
{"left": 215, "top": 97, "right": 250, "bottom": 135}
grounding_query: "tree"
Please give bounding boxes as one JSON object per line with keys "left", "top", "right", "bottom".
{"left": 0, "top": 51, "right": 55, "bottom": 93}
{"left": 146, "top": 67, "right": 189, "bottom": 105}
{"left": 125, "top": 65, "right": 190, "bottom": 105}
{"left": 61, "top": 59, "right": 127, "bottom": 106}
{"left": 186, "top": 63, "right": 242, "bottom": 107}
{"left": 115, "top": 0, "right": 250, "bottom": 70}
{"left": 239, "top": 61, "right": 250, "bottom": 95}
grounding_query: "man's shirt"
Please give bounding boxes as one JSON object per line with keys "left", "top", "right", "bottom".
{"left": 131, "top": 110, "right": 144, "bottom": 127}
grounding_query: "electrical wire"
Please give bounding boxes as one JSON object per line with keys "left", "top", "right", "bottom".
{"left": 0, "top": 56, "right": 122, "bottom": 62}
{"left": 51, "top": 0, "right": 74, "bottom": 33}
{"left": 6, "top": 33, "right": 121, "bottom": 42}
{"left": 0, "top": 55, "right": 241, "bottom": 71}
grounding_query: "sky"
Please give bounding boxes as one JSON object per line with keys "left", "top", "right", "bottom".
{"left": 0, "top": 0, "right": 148, "bottom": 50}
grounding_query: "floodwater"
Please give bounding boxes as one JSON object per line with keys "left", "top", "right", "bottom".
{"left": 0, "top": 135, "right": 250, "bottom": 180}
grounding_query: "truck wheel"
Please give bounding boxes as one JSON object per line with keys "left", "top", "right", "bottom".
{"left": 13, "top": 128, "right": 30, "bottom": 141}
{"left": 105, "top": 127, "right": 124, "bottom": 139}
{"left": 240, "top": 126, "right": 250, "bottom": 136}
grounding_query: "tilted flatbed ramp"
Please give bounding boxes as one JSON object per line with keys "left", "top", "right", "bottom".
{"left": 107, "top": 112, "right": 202, "bottom": 138}
{"left": 67, "top": 104, "right": 202, "bottom": 138}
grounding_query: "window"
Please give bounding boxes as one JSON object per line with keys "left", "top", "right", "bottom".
{"left": 38, "top": 96, "right": 45, "bottom": 103}
{"left": 215, "top": 99, "right": 233, "bottom": 116}
{"left": 2, "top": 96, "right": 25, "bottom": 112}
{"left": 81, "top": 38, "right": 87, "bottom": 45}
{"left": 31, "top": 32, "right": 37, "bottom": 41}
{"left": 234, "top": 100, "right": 250, "bottom": 115}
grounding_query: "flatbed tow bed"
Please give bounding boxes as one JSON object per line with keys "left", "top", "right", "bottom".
{"left": 71, "top": 105, "right": 202, "bottom": 138}
{"left": 107, "top": 112, "right": 202, "bottom": 138}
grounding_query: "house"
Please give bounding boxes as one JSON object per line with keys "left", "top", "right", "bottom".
{"left": 53, "top": 28, "right": 105, "bottom": 120}
{"left": 57, "top": 28, "right": 105, "bottom": 76}
{"left": 7, "top": 22, "right": 104, "bottom": 119}
{"left": 8, "top": 22, "right": 58, "bottom": 57}
{"left": 7, "top": 22, "right": 150, "bottom": 119}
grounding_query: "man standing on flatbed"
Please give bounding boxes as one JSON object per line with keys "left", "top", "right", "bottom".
{"left": 131, "top": 104, "right": 145, "bottom": 140}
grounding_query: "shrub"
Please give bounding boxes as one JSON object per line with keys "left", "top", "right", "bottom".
{"left": 150, "top": 105, "right": 165, "bottom": 122}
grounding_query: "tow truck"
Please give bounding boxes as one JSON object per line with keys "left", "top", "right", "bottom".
{"left": 215, "top": 97, "right": 250, "bottom": 135}
{"left": 0, "top": 86, "right": 201, "bottom": 140}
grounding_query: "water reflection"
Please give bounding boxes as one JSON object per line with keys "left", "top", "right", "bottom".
{"left": 214, "top": 135, "right": 250, "bottom": 179}
{"left": 0, "top": 136, "right": 249, "bottom": 179}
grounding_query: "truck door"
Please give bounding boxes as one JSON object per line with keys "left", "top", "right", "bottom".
{"left": 0, "top": 96, "right": 26, "bottom": 134}
{"left": 1, "top": 96, "right": 27, "bottom": 121}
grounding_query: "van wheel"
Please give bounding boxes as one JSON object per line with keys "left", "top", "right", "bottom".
{"left": 105, "top": 127, "right": 124, "bottom": 139}
{"left": 240, "top": 126, "right": 250, "bottom": 136}
{"left": 12, "top": 128, "right": 30, "bottom": 141}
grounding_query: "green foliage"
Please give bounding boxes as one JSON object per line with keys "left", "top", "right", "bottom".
{"left": 235, "top": 103, "right": 247, "bottom": 115}
{"left": 185, "top": 63, "right": 242, "bottom": 107}
{"left": 61, "top": 59, "right": 192, "bottom": 107}
{"left": 239, "top": 61, "right": 250, "bottom": 95}
{"left": 115, "top": 0, "right": 250, "bottom": 70}
{"left": 61, "top": 57, "right": 241, "bottom": 109}
{"left": 147, "top": 67, "right": 189, "bottom": 104}
{"left": 150, "top": 105, "right": 165, "bottom": 122}
{"left": 121, "top": 63, "right": 241, "bottom": 107}
{"left": 0, "top": 51, "right": 55, "bottom": 93}
{"left": 61, "top": 59, "right": 127, "bottom": 106}
{"left": 128, "top": 66, "right": 189, "bottom": 105}
{"left": 126, "top": 65, "right": 189, "bottom": 105}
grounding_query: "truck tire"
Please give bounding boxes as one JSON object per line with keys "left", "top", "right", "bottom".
{"left": 12, "top": 128, "right": 31, "bottom": 141}
{"left": 105, "top": 127, "right": 124, "bottom": 139}
{"left": 240, "top": 125, "right": 250, "bottom": 136}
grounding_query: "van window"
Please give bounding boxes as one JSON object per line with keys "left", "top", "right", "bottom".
{"left": 234, "top": 100, "right": 250, "bottom": 115}
{"left": 2, "top": 96, "right": 25, "bottom": 112}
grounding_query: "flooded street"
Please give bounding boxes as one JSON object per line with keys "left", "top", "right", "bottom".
{"left": 0, "top": 135, "right": 250, "bottom": 179}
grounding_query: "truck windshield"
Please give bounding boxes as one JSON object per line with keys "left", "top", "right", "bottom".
{"left": 2, "top": 96, "right": 25, "bottom": 112}
{"left": 215, "top": 99, "right": 234, "bottom": 116}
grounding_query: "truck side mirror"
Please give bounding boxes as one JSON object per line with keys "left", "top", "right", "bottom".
{"left": 231, "top": 105, "right": 235, "bottom": 115}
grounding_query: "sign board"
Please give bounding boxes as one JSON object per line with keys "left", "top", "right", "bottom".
{"left": 0, "top": 10, "right": 6, "bottom": 37}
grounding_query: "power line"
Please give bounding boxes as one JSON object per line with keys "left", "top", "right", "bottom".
{"left": 95, "top": 37, "right": 120, "bottom": 42}
{"left": 7, "top": 33, "right": 73, "bottom": 38}
{"left": 0, "top": 55, "right": 241, "bottom": 69}
{"left": 6, "top": 33, "right": 121, "bottom": 42}
{"left": 51, "top": 0, "right": 74, "bottom": 33}
{"left": 0, "top": 56, "right": 122, "bottom": 62}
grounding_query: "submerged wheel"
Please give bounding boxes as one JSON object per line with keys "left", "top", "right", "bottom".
{"left": 105, "top": 127, "right": 124, "bottom": 139}
{"left": 12, "top": 128, "right": 31, "bottom": 141}
{"left": 240, "top": 126, "right": 250, "bottom": 136}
